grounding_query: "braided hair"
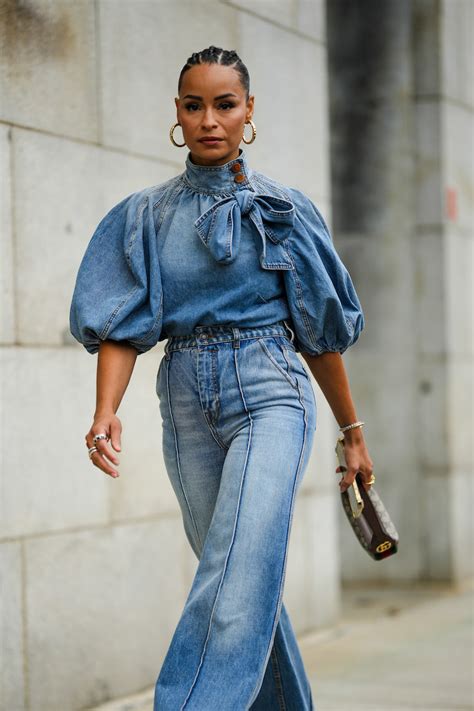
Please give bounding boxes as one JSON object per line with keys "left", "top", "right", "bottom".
{"left": 178, "top": 46, "right": 250, "bottom": 101}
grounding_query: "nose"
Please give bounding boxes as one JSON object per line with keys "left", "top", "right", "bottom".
{"left": 201, "top": 106, "right": 218, "bottom": 129}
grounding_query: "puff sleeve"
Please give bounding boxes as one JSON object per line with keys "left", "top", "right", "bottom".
{"left": 69, "top": 189, "right": 163, "bottom": 355}
{"left": 282, "top": 188, "right": 365, "bottom": 356}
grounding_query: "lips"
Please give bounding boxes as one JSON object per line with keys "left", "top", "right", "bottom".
{"left": 199, "top": 137, "right": 223, "bottom": 142}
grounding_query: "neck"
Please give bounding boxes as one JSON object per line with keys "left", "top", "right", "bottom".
{"left": 189, "top": 147, "right": 241, "bottom": 167}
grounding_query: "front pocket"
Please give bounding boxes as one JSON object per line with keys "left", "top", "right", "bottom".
{"left": 258, "top": 337, "right": 299, "bottom": 390}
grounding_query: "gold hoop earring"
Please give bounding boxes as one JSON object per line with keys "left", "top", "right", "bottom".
{"left": 170, "top": 122, "right": 186, "bottom": 147}
{"left": 242, "top": 119, "right": 256, "bottom": 145}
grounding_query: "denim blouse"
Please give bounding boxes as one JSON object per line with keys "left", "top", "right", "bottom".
{"left": 69, "top": 148, "right": 364, "bottom": 356}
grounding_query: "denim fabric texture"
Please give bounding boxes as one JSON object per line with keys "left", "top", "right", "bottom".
{"left": 153, "top": 320, "right": 317, "bottom": 710}
{"left": 68, "top": 149, "right": 365, "bottom": 708}
{"left": 69, "top": 148, "right": 364, "bottom": 357}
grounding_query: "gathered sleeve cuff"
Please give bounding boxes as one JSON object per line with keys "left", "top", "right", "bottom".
{"left": 69, "top": 190, "right": 163, "bottom": 355}
{"left": 282, "top": 188, "right": 365, "bottom": 356}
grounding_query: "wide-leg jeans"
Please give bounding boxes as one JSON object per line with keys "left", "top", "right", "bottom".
{"left": 153, "top": 320, "right": 317, "bottom": 710}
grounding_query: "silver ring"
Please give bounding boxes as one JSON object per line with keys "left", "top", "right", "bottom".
{"left": 88, "top": 446, "right": 99, "bottom": 459}
{"left": 93, "top": 433, "right": 109, "bottom": 443}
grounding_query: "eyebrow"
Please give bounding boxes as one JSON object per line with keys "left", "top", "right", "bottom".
{"left": 182, "top": 93, "right": 238, "bottom": 100}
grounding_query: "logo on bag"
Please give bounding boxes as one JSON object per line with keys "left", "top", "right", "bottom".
{"left": 376, "top": 541, "right": 392, "bottom": 553}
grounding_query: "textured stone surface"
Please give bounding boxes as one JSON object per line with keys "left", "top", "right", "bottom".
{"left": 238, "top": 13, "right": 329, "bottom": 201}
{"left": 441, "top": 0, "right": 474, "bottom": 108}
{"left": 0, "top": 542, "right": 25, "bottom": 711}
{"left": 0, "top": 124, "right": 14, "bottom": 344}
{"left": 285, "top": 490, "right": 340, "bottom": 632}
{"left": 0, "top": 347, "right": 109, "bottom": 538}
{"left": 220, "top": 0, "right": 325, "bottom": 41}
{"left": 303, "top": 581, "right": 474, "bottom": 709}
{"left": 26, "top": 518, "right": 188, "bottom": 711}
{"left": 446, "top": 230, "right": 474, "bottom": 357}
{"left": 336, "top": 349, "right": 422, "bottom": 583}
{"left": 443, "top": 101, "right": 474, "bottom": 232}
{"left": 415, "top": 101, "right": 443, "bottom": 226}
{"left": 451, "top": 470, "right": 474, "bottom": 581}
{"left": 0, "top": 0, "right": 98, "bottom": 141}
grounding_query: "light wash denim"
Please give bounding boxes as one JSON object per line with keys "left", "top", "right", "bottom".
{"left": 68, "top": 148, "right": 365, "bottom": 707}
{"left": 69, "top": 148, "right": 364, "bottom": 358}
{"left": 153, "top": 319, "right": 317, "bottom": 710}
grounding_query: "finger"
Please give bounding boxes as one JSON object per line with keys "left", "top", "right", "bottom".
{"left": 339, "top": 467, "right": 358, "bottom": 492}
{"left": 86, "top": 430, "right": 119, "bottom": 472}
{"left": 90, "top": 450, "right": 120, "bottom": 478}
{"left": 358, "top": 467, "right": 374, "bottom": 490}
{"left": 110, "top": 420, "right": 122, "bottom": 452}
{"left": 94, "top": 438, "right": 119, "bottom": 466}
{"left": 90, "top": 427, "right": 119, "bottom": 463}
{"left": 343, "top": 467, "right": 358, "bottom": 485}
{"left": 339, "top": 479, "right": 351, "bottom": 493}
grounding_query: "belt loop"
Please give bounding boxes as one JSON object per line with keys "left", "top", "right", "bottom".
{"left": 164, "top": 340, "right": 171, "bottom": 360}
{"left": 232, "top": 327, "right": 240, "bottom": 349}
{"left": 283, "top": 319, "right": 295, "bottom": 343}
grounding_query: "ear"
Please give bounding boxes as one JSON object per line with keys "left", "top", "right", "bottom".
{"left": 246, "top": 94, "right": 255, "bottom": 121}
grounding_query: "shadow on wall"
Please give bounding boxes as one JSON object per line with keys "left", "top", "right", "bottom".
{"left": 1, "top": 0, "right": 76, "bottom": 61}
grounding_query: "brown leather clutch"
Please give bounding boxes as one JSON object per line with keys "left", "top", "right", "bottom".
{"left": 335, "top": 434, "right": 399, "bottom": 560}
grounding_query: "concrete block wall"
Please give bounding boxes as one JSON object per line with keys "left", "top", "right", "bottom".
{"left": 0, "top": 2, "right": 337, "bottom": 709}
{"left": 327, "top": 0, "right": 473, "bottom": 584}
{"left": 327, "top": 0, "right": 421, "bottom": 583}
{"left": 413, "top": 0, "right": 474, "bottom": 581}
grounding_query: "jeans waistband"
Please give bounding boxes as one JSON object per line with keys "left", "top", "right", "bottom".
{"left": 164, "top": 319, "right": 295, "bottom": 354}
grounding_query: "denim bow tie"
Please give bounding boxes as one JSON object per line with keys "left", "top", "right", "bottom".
{"left": 194, "top": 189, "right": 295, "bottom": 269}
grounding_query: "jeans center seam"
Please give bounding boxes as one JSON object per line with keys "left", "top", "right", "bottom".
{"left": 247, "top": 379, "right": 310, "bottom": 708}
{"left": 270, "top": 647, "right": 288, "bottom": 711}
{"left": 179, "top": 352, "right": 254, "bottom": 709}
{"left": 166, "top": 357, "right": 203, "bottom": 552}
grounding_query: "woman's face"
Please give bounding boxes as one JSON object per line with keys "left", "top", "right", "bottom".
{"left": 175, "top": 63, "right": 254, "bottom": 166}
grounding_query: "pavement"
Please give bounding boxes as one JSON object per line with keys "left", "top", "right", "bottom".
{"left": 87, "top": 578, "right": 474, "bottom": 711}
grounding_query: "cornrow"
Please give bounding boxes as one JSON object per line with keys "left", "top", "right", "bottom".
{"left": 178, "top": 45, "right": 250, "bottom": 101}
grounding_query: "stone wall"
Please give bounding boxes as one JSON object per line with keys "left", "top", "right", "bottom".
{"left": 327, "top": 0, "right": 473, "bottom": 584}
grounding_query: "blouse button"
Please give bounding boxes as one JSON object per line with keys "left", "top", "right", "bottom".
{"left": 230, "top": 163, "right": 241, "bottom": 173}
{"left": 234, "top": 173, "right": 245, "bottom": 183}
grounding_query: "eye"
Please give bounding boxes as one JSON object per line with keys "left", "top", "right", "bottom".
{"left": 184, "top": 102, "right": 199, "bottom": 112}
{"left": 219, "top": 102, "right": 235, "bottom": 110}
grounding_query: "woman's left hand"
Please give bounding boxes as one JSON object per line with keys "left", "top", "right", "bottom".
{"left": 336, "top": 431, "right": 374, "bottom": 493}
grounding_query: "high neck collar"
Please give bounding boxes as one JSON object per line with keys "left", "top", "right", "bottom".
{"left": 183, "top": 148, "right": 253, "bottom": 194}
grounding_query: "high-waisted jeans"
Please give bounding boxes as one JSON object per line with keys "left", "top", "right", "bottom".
{"left": 153, "top": 319, "right": 317, "bottom": 710}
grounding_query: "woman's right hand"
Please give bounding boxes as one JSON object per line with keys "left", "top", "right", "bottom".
{"left": 85, "top": 413, "right": 122, "bottom": 478}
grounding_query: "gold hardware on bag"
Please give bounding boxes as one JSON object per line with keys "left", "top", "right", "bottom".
{"left": 335, "top": 434, "right": 364, "bottom": 518}
{"left": 348, "top": 477, "right": 364, "bottom": 518}
{"left": 376, "top": 541, "right": 392, "bottom": 553}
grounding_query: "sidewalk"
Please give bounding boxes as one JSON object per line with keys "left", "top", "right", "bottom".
{"left": 87, "top": 578, "right": 474, "bottom": 711}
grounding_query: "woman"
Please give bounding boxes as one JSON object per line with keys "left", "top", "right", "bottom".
{"left": 70, "top": 46, "right": 374, "bottom": 711}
